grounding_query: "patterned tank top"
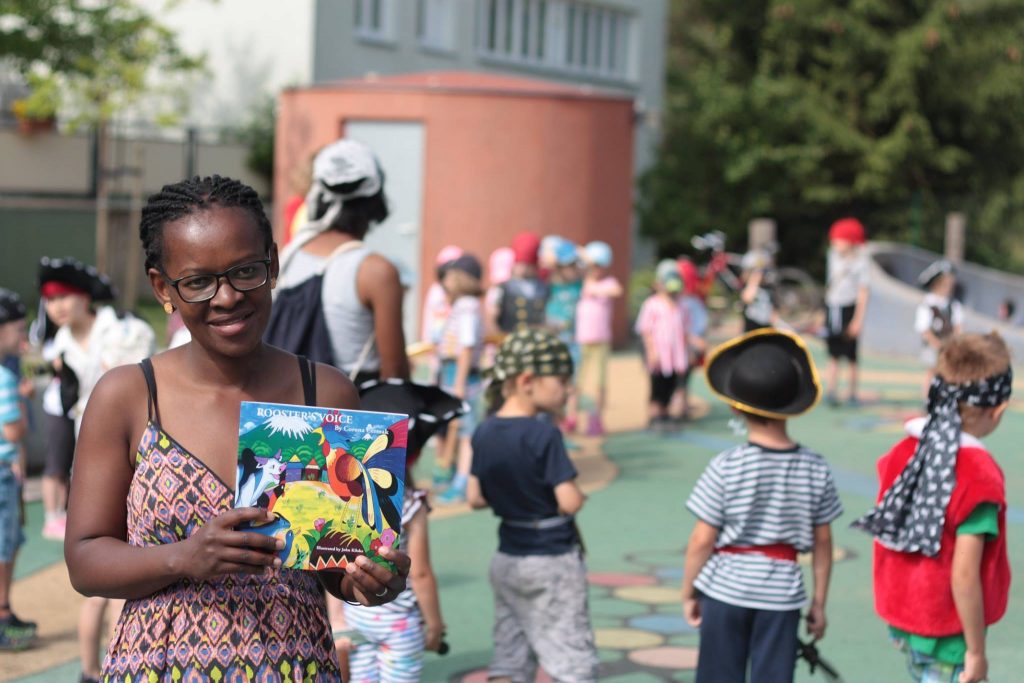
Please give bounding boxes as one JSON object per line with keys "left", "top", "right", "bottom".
{"left": 102, "top": 357, "right": 342, "bottom": 682}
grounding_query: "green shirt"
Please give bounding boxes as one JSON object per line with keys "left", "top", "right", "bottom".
{"left": 889, "top": 503, "right": 999, "bottom": 665}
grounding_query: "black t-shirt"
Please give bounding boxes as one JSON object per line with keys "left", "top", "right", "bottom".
{"left": 471, "top": 415, "right": 580, "bottom": 555}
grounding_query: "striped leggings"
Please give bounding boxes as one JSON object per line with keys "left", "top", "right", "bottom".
{"left": 344, "top": 606, "right": 425, "bottom": 683}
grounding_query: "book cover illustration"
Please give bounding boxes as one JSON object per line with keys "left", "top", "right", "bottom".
{"left": 234, "top": 401, "right": 408, "bottom": 572}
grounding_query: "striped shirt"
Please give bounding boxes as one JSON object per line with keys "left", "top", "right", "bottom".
{"left": 687, "top": 442, "right": 843, "bottom": 610}
{"left": 0, "top": 365, "right": 21, "bottom": 463}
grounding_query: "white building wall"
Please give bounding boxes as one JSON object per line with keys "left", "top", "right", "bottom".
{"left": 136, "top": 0, "right": 316, "bottom": 128}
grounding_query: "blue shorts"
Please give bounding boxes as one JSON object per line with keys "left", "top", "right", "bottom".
{"left": 0, "top": 466, "right": 25, "bottom": 562}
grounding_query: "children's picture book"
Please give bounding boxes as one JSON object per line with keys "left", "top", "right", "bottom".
{"left": 234, "top": 401, "right": 408, "bottom": 573}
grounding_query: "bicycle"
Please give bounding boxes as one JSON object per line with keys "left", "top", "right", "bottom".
{"left": 689, "top": 230, "right": 823, "bottom": 333}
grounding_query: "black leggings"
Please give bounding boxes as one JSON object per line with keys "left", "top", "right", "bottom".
{"left": 44, "top": 413, "right": 75, "bottom": 479}
{"left": 649, "top": 372, "right": 678, "bottom": 409}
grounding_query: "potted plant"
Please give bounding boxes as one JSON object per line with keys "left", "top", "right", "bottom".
{"left": 12, "top": 76, "right": 60, "bottom": 135}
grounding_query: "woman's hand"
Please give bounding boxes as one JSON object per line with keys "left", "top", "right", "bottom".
{"left": 176, "top": 508, "right": 283, "bottom": 581}
{"left": 344, "top": 546, "right": 412, "bottom": 606}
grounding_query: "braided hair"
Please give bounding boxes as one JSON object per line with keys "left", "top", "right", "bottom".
{"left": 140, "top": 175, "right": 273, "bottom": 271}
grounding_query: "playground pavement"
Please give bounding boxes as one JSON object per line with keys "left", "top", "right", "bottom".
{"left": 6, "top": 339, "right": 1024, "bottom": 682}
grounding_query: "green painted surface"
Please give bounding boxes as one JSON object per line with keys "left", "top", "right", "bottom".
{"left": 0, "top": 207, "right": 96, "bottom": 303}
{"left": 13, "top": 501, "right": 64, "bottom": 580}
{"left": 10, "top": 344, "right": 1024, "bottom": 681}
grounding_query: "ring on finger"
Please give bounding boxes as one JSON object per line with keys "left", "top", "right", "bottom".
{"left": 375, "top": 586, "right": 389, "bottom": 598}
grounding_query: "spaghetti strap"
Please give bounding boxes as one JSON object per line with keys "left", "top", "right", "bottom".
{"left": 298, "top": 356, "right": 317, "bottom": 407}
{"left": 139, "top": 358, "right": 159, "bottom": 423}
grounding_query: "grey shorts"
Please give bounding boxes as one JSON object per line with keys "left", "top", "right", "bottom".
{"left": 489, "top": 550, "right": 598, "bottom": 683}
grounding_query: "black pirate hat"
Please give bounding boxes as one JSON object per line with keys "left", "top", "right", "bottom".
{"left": 357, "top": 378, "right": 469, "bottom": 458}
{"left": 705, "top": 328, "right": 821, "bottom": 419}
{"left": 0, "top": 288, "right": 26, "bottom": 324}
{"left": 38, "top": 257, "right": 116, "bottom": 302}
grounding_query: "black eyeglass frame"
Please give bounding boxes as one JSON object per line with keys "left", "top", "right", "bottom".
{"left": 162, "top": 258, "right": 273, "bottom": 304}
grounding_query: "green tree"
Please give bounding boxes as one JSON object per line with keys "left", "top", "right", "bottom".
{"left": 222, "top": 94, "right": 276, "bottom": 194}
{"left": 1, "top": 0, "right": 204, "bottom": 273}
{"left": 641, "top": 0, "right": 1024, "bottom": 271}
{"left": 2, "top": 0, "right": 203, "bottom": 125}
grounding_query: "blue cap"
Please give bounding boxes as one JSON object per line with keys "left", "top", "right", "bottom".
{"left": 554, "top": 239, "right": 578, "bottom": 266}
{"left": 584, "top": 241, "right": 613, "bottom": 268}
{"left": 656, "top": 259, "right": 679, "bottom": 282}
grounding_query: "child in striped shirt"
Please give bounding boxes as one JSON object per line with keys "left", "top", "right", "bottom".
{"left": 681, "top": 329, "right": 843, "bottom": 683}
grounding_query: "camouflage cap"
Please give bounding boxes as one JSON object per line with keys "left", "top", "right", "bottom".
{"left": 485, "top": 328, "right": 575, "bottom": 406}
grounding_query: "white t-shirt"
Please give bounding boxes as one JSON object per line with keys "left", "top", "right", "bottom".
{"left": 53, "top": 306, "right": 155, "bottom": 428}
{"left": 826, "top": 249, "right": 869, "bottom": 307}
{"left": 914, "top": 294, "right": 964, "bottom": 338}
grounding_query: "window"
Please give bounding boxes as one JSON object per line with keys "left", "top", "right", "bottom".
{"left": 355, "top": 0, "right": 394, "bottom": 42}
{"left": 418, "top": 0, "right": 456, "bottom": 51}
{"left": 477, "top": 0, "right": 634, "bottom": 80}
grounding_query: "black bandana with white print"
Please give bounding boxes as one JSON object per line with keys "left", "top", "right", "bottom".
{"left": 852, "top": 368, "right": 1012, "bottom": 556}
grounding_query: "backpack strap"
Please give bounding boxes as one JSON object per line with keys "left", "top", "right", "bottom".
{"left": 275, "top": 239, "right": 364, "bottom": 295}
{"left": 317, "top": 240, "right": 364, "bottom": 275}
{"left": 297, "top": 356, "right": 317, "bottom": 407}
{"left": 348, "top": 336, "right": 376, "bottom": 382}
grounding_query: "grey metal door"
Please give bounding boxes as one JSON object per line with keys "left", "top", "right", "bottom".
{"left": 344, "top": 120, "right": 425, "bottom": 345}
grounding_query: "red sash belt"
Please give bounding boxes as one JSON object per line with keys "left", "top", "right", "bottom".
{"left": 716, "top": 543, "right": 798, "bottom": 562}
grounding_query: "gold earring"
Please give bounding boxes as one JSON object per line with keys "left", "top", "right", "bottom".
{"left": 163, "top": 302, "right": 174, "bottom": 315}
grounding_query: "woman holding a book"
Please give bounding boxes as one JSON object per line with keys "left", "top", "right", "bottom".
{"left": 64, "top": 175, "right": 410, "bottom": 682}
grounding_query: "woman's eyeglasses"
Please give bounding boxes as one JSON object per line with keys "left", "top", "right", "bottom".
{"left": 163, "top": 259, "right": 272, "bottom": 303}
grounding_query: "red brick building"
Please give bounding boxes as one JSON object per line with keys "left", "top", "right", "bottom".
{"left": 275, "top": 71, "right": 635, "bottom": 342}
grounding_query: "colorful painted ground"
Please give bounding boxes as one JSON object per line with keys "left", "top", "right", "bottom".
{"left": 8, "top": 343, "right": 1024, "bottom": 682}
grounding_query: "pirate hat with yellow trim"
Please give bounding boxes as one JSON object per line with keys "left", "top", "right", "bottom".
{"left": 705, "top": 328, "right": 821, "bottom": 419}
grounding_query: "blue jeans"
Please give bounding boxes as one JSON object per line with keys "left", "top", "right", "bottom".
{"left": 0, "top": 466, "right": 25, "bottom": 562}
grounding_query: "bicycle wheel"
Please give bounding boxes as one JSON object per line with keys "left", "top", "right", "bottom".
{"left": 773, "top": 267, "right": 823, "bottom": 332}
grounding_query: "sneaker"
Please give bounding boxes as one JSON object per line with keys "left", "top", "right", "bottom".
{"left": 79, "top": 675, "right": 101, "bottom": 683}
{"left": 4, "top": 610, "right": 37, "bottom": 632}
{"left": 435, "top": 485, "right": 466, "bottom": 505}
{"left": 431, "top": 463, "right": 454, "bottom": 489}
{"left": 0, "top": 620, "right": 32, "bottom": 651}
{"left": 826, "top": 393, "right": 840, "bottom": 409}
{"left": 847, "top": 395, "right": 861, "bottom": 408}
{"left": 42, "top": 516, "right": 66, "bottom": 541}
